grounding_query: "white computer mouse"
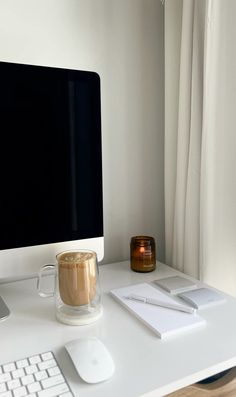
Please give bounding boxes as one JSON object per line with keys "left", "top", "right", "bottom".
{"left": 65, "top": 337, "right": 115, "bottom": 384}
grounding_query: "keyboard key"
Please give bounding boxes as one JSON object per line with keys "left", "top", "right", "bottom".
{"left": 7, "top": 379, "right": 21, "bottom": 390}
{"left": 38, "top": 383, "right": 69, "bottom": 397}
{"left": 25, "top": 366, "right": 37, "bottom": 375}
{"left": 28, "top": 356, "right": 41, "bottom": 365}
{"left": 0, "top": 391, "right": 12, "bottom": 397}
{"left": 0, "top": 383, "right": 7, "bottom": 393}
{"left": 3, "top": 363, "right": 16, "bottom": 373}
{"left": 21, "top": 374, "right": 34, "bottom": 386}
{"left": 41, "top": 374, "right": 64, "bottom": 389}
{"left": 27, "top": 382, "right": 41, "bottom": 394}
{"left": 59, "top": 393, "right": 73, "bottom": 397}
{"left": 38, "top": 359, "right": 56, "bottom": 371}
{"left": 16, "top": 360, "right": 28, "bottom": 369}
{"left": 0, "top": 372, "right": 11, "bottom": 383}
{"left": 13, "top": 386, "right": 27, "bottom": 397}
{"left": 34, "top": 370, "right": 48, "bottom": 381}
{"left": 41, "top": 353, "right": 53, "bottom": 361}
{"left": 12, "top": 369, "right": 25, "bottom": 379}
{"left": 48, "top": 367, "right": 60, "bottom": 377}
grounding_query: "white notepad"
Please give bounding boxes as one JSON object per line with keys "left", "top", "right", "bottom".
{"left": 110, "top": 283, "right": 206, "bottom": 339}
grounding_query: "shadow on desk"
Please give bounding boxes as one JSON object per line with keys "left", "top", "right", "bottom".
{"left": 167, "top": 367, "right": 236, "bottom": 397}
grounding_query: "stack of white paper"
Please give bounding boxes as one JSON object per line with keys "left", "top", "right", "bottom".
{"left": 110, "top": 283, "right": 206, "bottom": 339}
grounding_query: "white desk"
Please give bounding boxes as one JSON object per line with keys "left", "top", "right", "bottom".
{"left": 1, "top": 261, "right": 236, "bottom": 397}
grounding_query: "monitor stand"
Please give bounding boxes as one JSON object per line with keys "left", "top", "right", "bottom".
{"left": 0, "top": 296, "right": 10, "bottom": 321}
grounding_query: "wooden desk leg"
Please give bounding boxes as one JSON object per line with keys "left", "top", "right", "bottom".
{"left": 167, "top": 367, "right": 236, "bottom": 397}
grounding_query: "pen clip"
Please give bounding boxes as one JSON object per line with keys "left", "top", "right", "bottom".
{"left": 126, "top": 294, "right": 147, "bottom": 303}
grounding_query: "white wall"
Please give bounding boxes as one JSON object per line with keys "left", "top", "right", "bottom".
{"left": 0, "top": 0, "right": 165, "bottom": 264}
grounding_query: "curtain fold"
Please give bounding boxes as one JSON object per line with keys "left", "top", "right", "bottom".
{"left": 165, "top": 0, "right": 236, "bottom": 295}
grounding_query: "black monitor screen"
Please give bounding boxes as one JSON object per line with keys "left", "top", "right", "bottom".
{"left": 0, "top": 61, "right": 103, "bottom": 250}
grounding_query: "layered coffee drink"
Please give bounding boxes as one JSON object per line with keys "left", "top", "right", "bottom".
{"left": 57, "top": 251, "right": 97, "bottom": 306}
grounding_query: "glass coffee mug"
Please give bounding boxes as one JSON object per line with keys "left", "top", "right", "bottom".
{"left": 37, "top": 250, "right": 103, "bottom": 325}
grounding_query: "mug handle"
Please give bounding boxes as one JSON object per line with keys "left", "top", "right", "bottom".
{"left": 37, "top": 264, "right": 56, "bottom": 298}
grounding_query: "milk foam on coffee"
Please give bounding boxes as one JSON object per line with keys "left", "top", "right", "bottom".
{"left": 58, "top": 251, "right": 97, "bottom": 306}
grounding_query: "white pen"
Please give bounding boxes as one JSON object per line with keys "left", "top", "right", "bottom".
{"left": 126, "top": 293, "right": 196, "bottom": 314}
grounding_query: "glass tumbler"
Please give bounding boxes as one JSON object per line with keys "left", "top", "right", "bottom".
{"left": 38, "top": 249, "right": 103, "bottom": 325}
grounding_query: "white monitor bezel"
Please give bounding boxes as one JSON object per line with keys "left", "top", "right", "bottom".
{"left": 0, "top": 237, "right": 104, "bottom": 283}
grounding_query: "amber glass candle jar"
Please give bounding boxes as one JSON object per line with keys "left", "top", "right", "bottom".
{"left": 130, "top": 236, "right": 156, "bottom": 273}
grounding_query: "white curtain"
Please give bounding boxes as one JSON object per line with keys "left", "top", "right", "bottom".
{"left": 165, "top": 0, "right": 236, "bottom": 296}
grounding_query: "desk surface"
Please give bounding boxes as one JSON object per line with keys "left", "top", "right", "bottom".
{"left": 1, "top": 261, "right": 236, "bottom": 397}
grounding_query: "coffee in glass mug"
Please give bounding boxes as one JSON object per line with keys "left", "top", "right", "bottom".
{"left": 57, "top": 251, "right": 97, "bottom": 306}
{"left": 38, "top": 249, "right": 102, "bottom": 325}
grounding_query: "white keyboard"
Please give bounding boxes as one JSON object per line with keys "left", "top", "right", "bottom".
{"left": 0, "top": 351, "right": 74, "bottom": 397}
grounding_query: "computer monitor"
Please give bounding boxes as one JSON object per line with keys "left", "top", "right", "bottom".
{"left": 0, "top": 61, "right": 104, "bottom": 283}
